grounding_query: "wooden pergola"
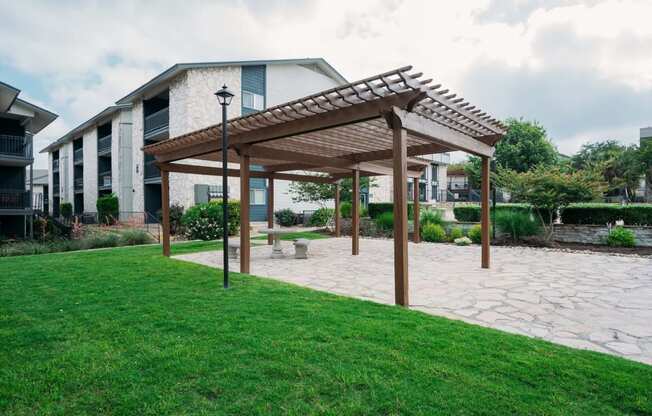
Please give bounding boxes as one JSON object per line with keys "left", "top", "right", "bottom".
{"left": 144, "top": 66, "right": 505, "bottom": 306}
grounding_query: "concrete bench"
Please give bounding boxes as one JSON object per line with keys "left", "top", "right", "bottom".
{"left": 293, "top": 239, "right": 310, "bottom": 259}
{"left": 227, "top": 241, "right": 240, "bottom": 259}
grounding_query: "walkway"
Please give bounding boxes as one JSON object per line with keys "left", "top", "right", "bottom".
{"left": 175, "top": 238, "right": 652, "bottom": 364}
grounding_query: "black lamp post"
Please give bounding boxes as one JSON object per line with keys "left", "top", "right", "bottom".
{"left": 215, "top": 85, "right": 235, "bottom": 288}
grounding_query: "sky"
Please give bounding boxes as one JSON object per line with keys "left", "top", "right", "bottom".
{"left": 1, "top": 0, "right": 651, "bottom": 168}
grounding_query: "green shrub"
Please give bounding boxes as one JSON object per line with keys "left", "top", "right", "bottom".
{"left": 182, "top": 200, "right": 241, "bottom": 240}
{"left": 340, "top": 201, "right": 352, "bottom": 219}
{"left": 360, "top": 206, "right": 369, "bottom": 218}
{"left": 375, "top": 212, "right": 394, "bottom": 231}
{"left": 562, "top": 203, "right": 652, "bottom": 226}
{"left": 119, "top": 230, "right": 153, "bottom": 246}
{"left": 60, "top": 202, "right": 73, "bottom": 220}
{"left": 453, "top": 206, "right": 480, "bottom": 222}
{"left": 157, "top": 204, "right": 184, "bottom": 235}
{"left": 422, "top": 223, "right": 446, "bottom": 242}
{"left": 448, "top": 227, "right": 464, "bottom": 241}
{"left": 420, "top": 209, "right": 445, "bottom": 228}
{"left": 309, "top": 208, "right": 334, "bottom": 227}
{"left": 97, "top": 194, "right": 119, "bottom": 225}
{"left": 468, "top": 224, "right": 483, "bottom": 244}
{"left": 274, "top": 208, "right": 298, "bottom": 227}
{"left": 368, "top": 202, "right": 414, "bottom": 219}
{"left": 495, "top": 210, "right": 541, "bottom": 241}
{"left": 606, "top": 226, "right": 636, "bottom": 247}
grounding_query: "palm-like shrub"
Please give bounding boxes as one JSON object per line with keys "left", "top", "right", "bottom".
{"left": 309, "top": 208, "right": 334, "bottom": 226}
{"left": 495, "top": 210, "right": 541, "bottom": 241}
{"left": 420, "top": 209, "right": 444, "bottom": 228}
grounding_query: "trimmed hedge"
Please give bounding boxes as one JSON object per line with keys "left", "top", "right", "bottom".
{"left": 453, "top": 204, "right": 532, "bottom": 223}
{"left": 97, "top": 194, "right": 119, "bottom": 225}
{"left": 368, "top": 202, "right": 415, "bottom": 220}
{"left": 561, "top": 204, "right": 652, "bottom": 226}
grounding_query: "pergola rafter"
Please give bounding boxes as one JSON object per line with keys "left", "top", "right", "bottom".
{"left": 145, "top": 65, "right": 506, "bottom": 306}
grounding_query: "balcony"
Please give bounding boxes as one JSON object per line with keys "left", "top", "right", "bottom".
{"left": 144, "top": 107, "right": 169, "bottom": 141}
{"left": 73, "top": 148, "right": 84, "bottom": 165}
{"left": 74, "top": 177, "right": 83, "bottom": 193}
{"left": 0, "top": 134, "right": 32, "bottom": 165}
{"left": 0, "top": 189, "right": 30, "bottom": 210}
{"left": 98, "top": 134, "right": 112, "bottom": 155}
{"left": 98, "top": 171, "right": 112, "bottom": 190}
{"left": 144, "top": 159, "right": 160, "bottom": 181}
{"left": 52, "top": 158, "right": 60, "bottom": 171}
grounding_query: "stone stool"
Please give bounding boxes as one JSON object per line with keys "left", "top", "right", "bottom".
{"left": 293, "top": 239, "right": 310, "bottom": 259}
{"left": 227, "top": 241, "right": 240, "bottom": 259}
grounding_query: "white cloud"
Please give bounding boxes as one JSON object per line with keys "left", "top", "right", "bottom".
{"left": 1, "top": 0, "right": 650, "bottom": 169}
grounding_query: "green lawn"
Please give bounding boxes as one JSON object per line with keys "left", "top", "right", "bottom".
{"left": 1, "top": 242, "right": 651, "bottom": 415}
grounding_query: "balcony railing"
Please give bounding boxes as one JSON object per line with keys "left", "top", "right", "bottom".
{"left": 74, "top": 177, "right": 83, "bottom": 191}
{"left": 144, "top": 107, "right": 169, "bottom": 138}
{"left": 53, "top": 159, "right": 60, "bottom": 171}
{"left": 98, "top": 171, "right": 112, "bottom": 188}
{"left": 144, "top": 159, "right": 160, "bottom": 179}
{"left": 98, "top": 134, "right": 112, "bottom": 154}
{"left": 0, "top": 134, "right": 30, "bottom": 159}
{"left": 0, "top": 189, "right": 30, "bottom": 210}
{"left": 74, "top": 148, "right": 84, "bottom": 164}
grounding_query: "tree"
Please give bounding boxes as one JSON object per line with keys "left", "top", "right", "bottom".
{"left": 289, "top": 176, "right": 377, "bottom": 206}
{"left": 461, "top": 118, "right": 557, "bottom": 188}
{"left": 571, "top": 140, "right": 646, "bottom": 200}
{"left": 494, "top": 118, "right": 558, "bottom": 172}
{"left": 496, "top": 165, "right": 605, "bottom": 241}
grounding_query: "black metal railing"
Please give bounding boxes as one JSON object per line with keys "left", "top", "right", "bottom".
{"left": 98, "top": 134, "right": 112, "bottom": 154}
{"left": 73, "top": 148, "right": 83, "bottom": 164}
{"left": 98, "top": 171, "right": 112, "bottom": 188}
{"left": 0, "top": 134, "right": 29, "bottom": 158}
{"left": 144, "top": 107, "right": 169, "bottom": 136}
{"left": 0, "top": 189, "right": 29, "bottom": 209}
{"left": 144, "top": 159, "right": 160, "bottom": 179}
{"left": 53, "top": 159, "right": 60, "bottom": 171}
{"left": 74, "top": 177, "right": 83, "bottom": 191}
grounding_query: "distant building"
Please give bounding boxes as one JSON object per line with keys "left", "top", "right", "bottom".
{"left": 0, "top": 81, "right": 57, "bottom": 238}
{"left": 642, "top": 127, "right": 652, "bottom": 202}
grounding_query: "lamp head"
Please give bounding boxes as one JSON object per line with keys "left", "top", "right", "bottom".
{"left": 215, "top": 85, "right": 235, "bottom": 106}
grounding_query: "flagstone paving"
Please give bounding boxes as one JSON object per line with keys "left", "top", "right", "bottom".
{"left": 176, "top": 237, "right": 652, "bottom": 365}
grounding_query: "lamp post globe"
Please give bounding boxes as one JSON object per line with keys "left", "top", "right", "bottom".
{"left": 215, "top": 85, "right": 234, "bottom": 288}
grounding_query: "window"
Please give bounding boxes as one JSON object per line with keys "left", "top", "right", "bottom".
{"left": 208, "top": 185, "right": 229, "bottom": 200}
{"left": 242, "top": 90, "right": 264, "bottom": 111}
{"left": 250, "top": 189, "right": 266, "bottom": 205}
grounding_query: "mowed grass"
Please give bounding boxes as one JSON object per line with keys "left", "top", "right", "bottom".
{"left": 1, "top": 242, "right": 651, "bottom": 415}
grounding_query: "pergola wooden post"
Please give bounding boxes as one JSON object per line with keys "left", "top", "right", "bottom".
{"left": 240, "top": 149, "right": 251, "bottom": 273}
{"left": 161, "top": 168, "right": 171, "bottom": 257}
{"left": 352, "top": 170, "right": 360, "bottom": 255}
{"left": 334, "top": 182, "right": 341, "bottom": 237}
{"left": 481, "top": 156, "right": 491, "bottom": 269}
{"left": 267, "top": 176, "right": 274, "bottom": 245}
{"left": 413, "top": 177, "right": 420, "bottom": 244}
{"left": 392, "top": 117, "right": 409, "bottom": 306}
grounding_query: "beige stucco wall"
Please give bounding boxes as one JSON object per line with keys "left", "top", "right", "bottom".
{"left": 82, "top": 128, "right": 98, "bottom": 212}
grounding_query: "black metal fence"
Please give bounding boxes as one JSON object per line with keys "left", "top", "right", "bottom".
{"left": 144, "top": 107, "right": 169, "bottom": 136}
{"left": 98, "top": 134, "right": 112, "bottom": 154}
{"left": 0, "top": 134, "right": 29, "bottom": 158}
{"left": 0, "top": 189, "right": 29, "bottom": 209}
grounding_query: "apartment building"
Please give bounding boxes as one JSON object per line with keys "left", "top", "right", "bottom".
{"left": 0, "top": 81, "right": 57, "bottom": 238}
{"left": 369, "top": 154, "right": 450, "bottom": 205}
{"left": 42, "top": 59, "right": 348, "bottom": 221}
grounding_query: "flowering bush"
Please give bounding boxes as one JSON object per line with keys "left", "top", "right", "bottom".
{"left": 181, "top": 200, "right": 240, "bottom": 241}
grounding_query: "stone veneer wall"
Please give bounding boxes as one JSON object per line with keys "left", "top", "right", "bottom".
{"left": 553, "top": 224, "right": 652, "bottom": 247}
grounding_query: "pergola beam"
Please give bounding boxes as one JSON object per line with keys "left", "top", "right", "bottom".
{"left": 392, "top": 107, "right": 495, "bottom": 158}
{"left": 156, "top": 162, "right": 336, "bottom": 184}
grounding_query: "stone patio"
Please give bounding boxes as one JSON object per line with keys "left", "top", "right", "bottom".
{"left": 175, "top": 237, "right": 652, "bottom": 365}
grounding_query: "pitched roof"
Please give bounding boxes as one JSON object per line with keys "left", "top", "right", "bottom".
{"left": 115, "top": 58, "right": 347, "bottom": 105}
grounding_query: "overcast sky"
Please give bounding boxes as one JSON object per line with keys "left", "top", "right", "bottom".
{"left": 1, "top": 0, "right": 651, "bottom": 168}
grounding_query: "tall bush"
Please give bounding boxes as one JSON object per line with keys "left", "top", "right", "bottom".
{"left": 60, "top": 202, "right": 72, "bottom": 220}
{"left": 97, "top": 194, "right": 119, "bottom": 225}
{"left": 495, "top": 210, "right": 541, "bottom": 241}
{"left": 375, "top": 212, "right": 394, "bottom": 232}
{"left": 340, "top": 201, "right": 352, "bottom": 219}
{"left": 181, "top": 200, "right": 240, "bottom": 241}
